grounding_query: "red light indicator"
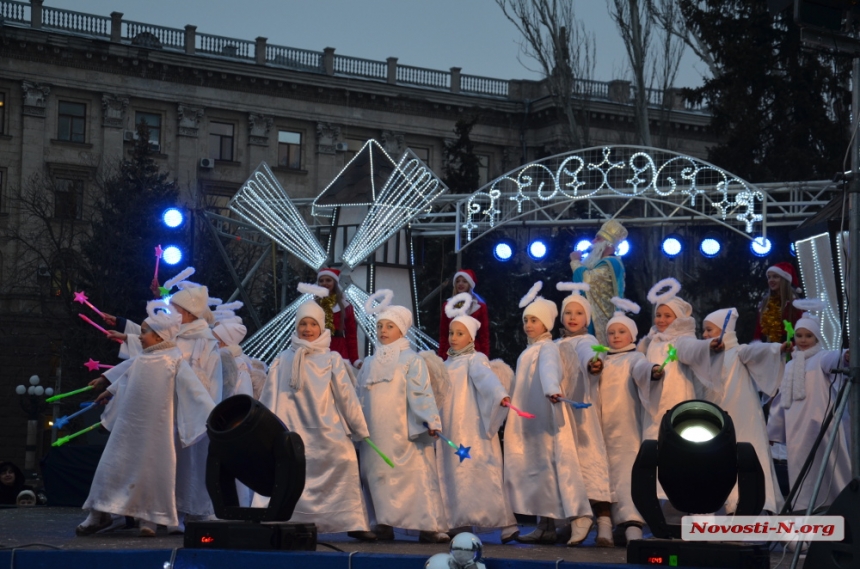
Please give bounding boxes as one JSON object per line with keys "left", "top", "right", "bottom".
{"left": 200, "top": 535, "right": 215, "bottom": 544}
{"left": 646, "top": 556, "right": 663, "bottom": 564}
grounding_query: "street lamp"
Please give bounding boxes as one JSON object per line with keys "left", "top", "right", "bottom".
{"left": 15, "top": 375, "right": 53, "bottom": 473}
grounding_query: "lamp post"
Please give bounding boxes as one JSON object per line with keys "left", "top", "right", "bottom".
{"left": 15, "top": 375, "right": 53, "bottom": 474}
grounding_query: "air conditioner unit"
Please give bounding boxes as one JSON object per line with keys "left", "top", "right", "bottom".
{"left": 149, "top": 142, "right": 160, "bottom": 153}
{"left": 123, "top": 130, "right": 136, "bottom": 142}
{"left": 199, "top": 157, "right": 215, "bottom": 169}
{"left": 335, "top": 142, "right": 349, "bottom": 152}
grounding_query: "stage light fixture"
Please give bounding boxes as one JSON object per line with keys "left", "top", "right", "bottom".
{"left": 493, "top": 242, "right": 514, "bottom": 261}
{"left": 699, "top": 237, "right": 721, "bottom": 258}
{"left": 162, "top": 207, "right": 184, "bottom": 228}
{"left": 750, "top": 236, "right": 772, "bottom": 257}
{"left": 662, "top": 236, "right": 683, "bottom": 258}
{"left": 185, "top": 394, "right": 315, "bottom": 550}
{"left": 574, "top": 238, "right": 592, "bottom": 260}
{"left": 616, "top": 239, "right": 630, "bottom": 257}
{"left": 162, "top": 246, "right": 183, "bottom": 265}
{"left": 528, "top": 239, "right": 548, "bottom": 260}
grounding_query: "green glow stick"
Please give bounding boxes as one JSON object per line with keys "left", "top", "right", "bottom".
{"left": 46, "top": 385, "right": 94, "bottom": 403}
{"left": 658, "top": 344, "right": 678, "bottom": 372}
{"left": 52, "top": 421, "right": 101, "bottom": 447}
{"left": 364, "top": 437, "right": 395, "bottom": 468}
{"left": 784, "top": 320, "right": 795, "bottom": 362}
{"left": 590, "top": 344, "right": 609, "bottom": 362}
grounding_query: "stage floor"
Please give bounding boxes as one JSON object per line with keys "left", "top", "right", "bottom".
{"left": 0, "top": 507, "right": 801, "bottom": 568}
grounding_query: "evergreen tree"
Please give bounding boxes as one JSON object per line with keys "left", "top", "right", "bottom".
{"left": 443, "top": 117, "right": 482, "bottom": 193}
{"left": 680, "top": 0, "right": 851, "bottom": 182}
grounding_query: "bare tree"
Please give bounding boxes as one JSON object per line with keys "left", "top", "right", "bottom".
{"left": 608, "top": 0, "right": 653, "bottom": 147}
{"left": 649, "top": 0, "right": 688, "bottom": 148}
{"left": 667, "top": 0, "right": 720, "bottom": 79}
{"left": 495, "top": 0, "right": 596, "bottom": 150}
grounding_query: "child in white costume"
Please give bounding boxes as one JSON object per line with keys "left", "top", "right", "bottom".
{"left": 77, "top": 302, "right": 215, "bottom": 537}
{"left": 637, "top": 278, "right": 697, "bottom": 441}
{"left": 588, "top": 298, "right": 662, "bottom": 545}
{"left": 211, "top": 302, "right": 254, "bottom": 400}
{"left": 254, "top": 286, "right": 374, "bottom": 539}
{"left": 554, "top": 282, "right": 613, "bottom": 547}
{"left": 505, "top": 282, "right": 593, "bottom": 547}
{"left": 356, "top": 292, "right": 449, "bottom": 543}
{"left": 768, "top": 304, "right": 851, "bottom": 513}
{"left": 673, "top": 308, "right": 788, "bottom": 514}
{"left": 437, "top": 295, "right": 517, "bottom": 542}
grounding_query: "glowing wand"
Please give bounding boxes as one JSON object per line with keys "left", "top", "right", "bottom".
{"left": 46, "top": 385, "right": 94, "bottom": 403}
{"left": 658, "top": 344, "right": 678, "bottom": 372}
{"left": 558, "top": 397, "right": 592, "bottom": 409}
{"left": 363, "top": 437, "right": 395, "bottom": 468}
{"left": 53, "top": 402, "right": 96, "bottom": 430}
{"left": 73, "top": 291, "right": 106, "bottom": 319}
{"left": 52, "top": 422, "right": 102, "bottom": 447}
{"left": 153, "top": 244, "right": 163, "bottom": 283}
{"left": 590, "top": 344, "right": 609, "bottom": 362}
{"left": 783, "top": 320, "right": 795, "bottom": 362}
{"left": 717, "top": 310, "right": 733, "bottom": 345}
{"left": 423, "top": 422, "right": 470, "bottom": 462}
{"left": 503, "top": 401, "right": 536, "bottom": 419}
{"left": 83, "top": 359, "right": 114, "bottom": 372}
{"left": 78, "top": 314, "right": 123, "bottom": 343}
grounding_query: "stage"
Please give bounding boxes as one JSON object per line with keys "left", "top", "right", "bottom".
{"left": 0, "top": 507, "right": 799, "bottom": 568}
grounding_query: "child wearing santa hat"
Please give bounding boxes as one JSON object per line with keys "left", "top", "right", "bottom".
{"left": 355, "top": 292, "right": 449, "bottom": 543}
{"left": 504, "top": 282, "right": 592, "bottom": 547}
{"left": 587, "top": 297, "right": 663, "bottom": 545}
{"left": 438, "top": 269, "right": 490, "bottom": 359}
{"left": 436, "top": 294, "right": 517, "bottom": 542}
{"left": 673, "top": 307, "right": 790, "bottom": 514}
{"left": 554, "top": 282, "right": 613, "bottom": 546}
{"left": 316, "top": 268, "right": 361, "bottom": 367}
{"left": 77, "top": 301, "right": 215, "bottom": 537}
{"left": 637, "top": 278, "right": 698, "bottom": 441}
{"left": 254, "top": 284, "right": 375, "bottom": 539}
{"left": 754, "top": 262, "right": 803, "bottom": 343}
{"left": 767, "top": 300, "right": 850, "bottom": 513}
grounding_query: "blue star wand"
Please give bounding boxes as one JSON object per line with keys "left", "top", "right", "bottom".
{"left": 423, "top": 422, "right": 471, "bottom": 463}
{"left": 558, "top": 397, "right": 592, "bottom": 409}
{"left": 717, "top": 309, "right": 733, "bottom": 345}
{"left": 53, "top": 401, "right": 97, "bottom": 430}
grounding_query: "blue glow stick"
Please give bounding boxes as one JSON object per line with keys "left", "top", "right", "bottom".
{"left": 424, "top": 422, "right": 471, "bottom": 462}
{"left": 717, "top": 309, "right": 732, "bottom": 345}
{"left": 558, "top": 397, "right": 591, "bottom": 409}
{"left": 54, "top": 401, "right": 96, "bottom": 430}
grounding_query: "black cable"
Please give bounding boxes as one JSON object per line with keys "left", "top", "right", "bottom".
{"left": 316, "top": 542, "right": 346, "bottom": 553}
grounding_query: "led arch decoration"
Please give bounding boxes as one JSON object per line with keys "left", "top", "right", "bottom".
{"left": 229, "top": 141, "right": 445, "bottom": 363}
{"left": 455, "top": 146, "right": 765, "bottom": 252}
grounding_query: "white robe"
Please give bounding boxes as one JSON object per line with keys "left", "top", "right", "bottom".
{"left": 767, "top": 349, "right": 851, "bottom": 513}
{"left": 557, "top": 334, "right": 612, "bottom": 503}
{"left": 438, "top": 351, "right": 516, "bottom": 529}
{"left": 596, "top": 347, "right": 653, "bottom": 524}
{"left": 254, "top": 345, "right": 371, "bottom": 532}
{"left": 357, "top": 346, "right": 448, "bottom": 532}
{"left": 675, "top": 334, "right": 785, "bottom": 513}
{"left": 504, "top": 339, "right": 591, "bottom": 519}
{"left": 638, "top": 317, "right": 697, "bottom": 441}
{"left": 220, "top": 346, "right": 254, "bottom": 400}
{"left": 83, "top": 344, "right": 214, "bottom": 526}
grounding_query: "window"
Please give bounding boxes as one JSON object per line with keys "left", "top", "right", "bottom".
{"left": 411, "top": 147, "right": 430, "bottom": 163}
{"left": 209, "top": 122, "right": 234, "bottom": 161}
{"left": 278, "top": 130, "right": 302, "bottom": 169}
{"left": 477, "top": 154, "right": 490, "bottom": 187}
{"left": 135, "top": 111, "right": 161, "bottom": 146}
{"left": 58, "top": 101, "right": 86, "bottom": 143}
{"left": 0, "top": 93, "right": 5, "bottom": 134}
{"left": 344, "top": 138, "right": 366, "bottom": 161}
{"left": 54, "top": 178, "right": 84, "bottom": 220}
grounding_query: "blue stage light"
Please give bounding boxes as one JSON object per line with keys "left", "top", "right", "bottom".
{"left": 616, "top": 239, "right": 630, "bottom": 257}
{"left": 162, "top": 208, "right": 184, "bottom": 228}
{"left": 700, "top": 237, "right": 721, "bottom": 258}
{"left": 494, "top": 242, "right": 513, "bottom": 261}
{"left": 528, "top": 240, "right": 548, "bottom": 260}
{"left": 574, "top": 239, "right": 592, "bottom": 260}
{"left": 750, "top": 236, "right": 772, "bottom": 257}
{"left": 662, "top": 236, "right": 682, "bottom": 257}
{"left": 162, "top": 246, "right": 183, "bottom": 265}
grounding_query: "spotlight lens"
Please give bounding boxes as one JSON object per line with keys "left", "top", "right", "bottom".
{"left": 700, "top": 238, "right": 721, "bottom": 258}
{"left": 494, "top": 242, "right": 513, "bottom": 261}
{"left": 750, "top": 236, "right": 772, "bottom": 257}
{"left": 162, "top": 208, "right": 184, "bottom": 228}
{"left": 162, "top": 246, "right": 183, "bottom": 265}
{"left": 662, "top": 237, "right": 682, "bottom": 257}
{"left": 575, "top": 239, "right": 591, "bottom": 260}
{"left": 616, "top": 239, "right": 630, "bottom": 257}
{"left": 676, "top": 420, "right": 721, "bottom": 443}
{"left": 529, "top": 240, "right": 548, "bottom": 260}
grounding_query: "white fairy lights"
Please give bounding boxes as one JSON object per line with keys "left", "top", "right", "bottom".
{"left": 795, "top": 234, "right": 842, "bottom": 350}
{"left": 345, "top": 284, "right": 439, "bottom": 352}
{"left": 229, "top": 162, "right": 328, "bottom": 270}
{"left": 241, "top": 294, "right": 312, "bottom": 363}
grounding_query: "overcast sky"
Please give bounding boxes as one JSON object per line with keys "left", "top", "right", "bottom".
{"left": 48, "top": 0, "right": 708, "bottom": 88}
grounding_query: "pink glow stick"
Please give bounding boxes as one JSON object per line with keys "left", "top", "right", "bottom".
{"left": 73, "top": 291, "right": 106, "bottom": 319}
{"left": 83, "top": 358, "right": 115, "bottom": 372}
{"left": 78, "top": 314, "right": 123, "bottom": 344}
{"left": 503, "top": 401, "right": 536, "bottom": 419}
{"left": 154, "top": 245, "right": 163, "bottom": 283}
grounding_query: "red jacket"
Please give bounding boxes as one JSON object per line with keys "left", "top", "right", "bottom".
{"left": 438, "top": 299, "right": 490, "bottom": 359}
{"left": 329, "top": 303, "right": 360, "bottom": 364}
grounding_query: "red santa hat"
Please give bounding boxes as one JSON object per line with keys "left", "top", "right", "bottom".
{"left": 453, "top": 269, "right": 477, "bottom": 290}
{"left": 767, "top": 262, "right": 799, "bottom": 288}
{"left": 317, "top": 268, "right": 340, "bottom": 283}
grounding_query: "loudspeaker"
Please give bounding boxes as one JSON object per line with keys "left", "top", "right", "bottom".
{"left": 805, "top": 477, "right": 860, "bottom": 568}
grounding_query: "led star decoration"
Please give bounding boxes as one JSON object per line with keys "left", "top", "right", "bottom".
{"left": 424, "top": 422, "right": 471, "bottom": 463}
{"left": 73, "top": 291, "right": 106, "bottom": 319}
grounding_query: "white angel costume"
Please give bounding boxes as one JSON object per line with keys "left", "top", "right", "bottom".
{"left": 357, "top": 336, "right": 448, "bottom": 532}
{"left": 674, "top": 308, "right": 785, "bottom": 514}
{"left": 437, "top": 347, "right": 515, "bottom": 530}
{"left": 254, "top": 328, "right": 371, "bottom": 532}
{"left": 767, "top": 345, "right": 850, "bottom": 512}
{"left": 596, "top": 345, "right": 653, "bottom": 524}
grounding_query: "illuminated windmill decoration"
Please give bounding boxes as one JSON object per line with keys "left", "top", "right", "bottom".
{"left": 230, "top": 141, "right": 446, "bottom": 363}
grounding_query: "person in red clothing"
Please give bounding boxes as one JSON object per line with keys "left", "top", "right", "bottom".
{"left": 438, "top": 269, "right": 490, "bottom": 359}
{"left": 316, "top": 268, "right": 361, "bottom": 368}
{"left": 753, "top": 262, "right": 803, "bottom": 343}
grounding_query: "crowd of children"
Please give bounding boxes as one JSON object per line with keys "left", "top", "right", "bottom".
{"left": 71, "top": 262, "right": 849, "bottom": 547}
